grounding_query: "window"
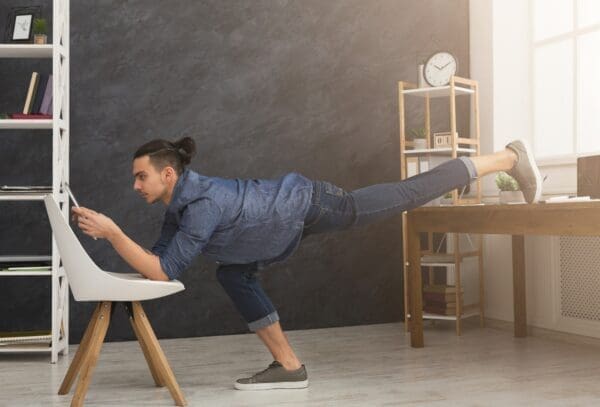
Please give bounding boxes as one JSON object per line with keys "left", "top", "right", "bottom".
{"left": 532, "top": 0, "right": 600, "bottom": 158}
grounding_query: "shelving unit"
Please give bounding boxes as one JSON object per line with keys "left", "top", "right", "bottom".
{"left": 399, "top": 76, "right": 484, "bottom": 336}
{"left": 0, "top": 0, "right": 70, "bottom": 363}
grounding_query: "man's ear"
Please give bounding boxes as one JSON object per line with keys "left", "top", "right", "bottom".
{"left": 161, "top": 166, "right": 177, "bottom": 183}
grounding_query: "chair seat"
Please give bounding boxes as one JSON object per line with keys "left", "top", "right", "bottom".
{"left": 75, "top": 272, "right": 185, "bottom": 302}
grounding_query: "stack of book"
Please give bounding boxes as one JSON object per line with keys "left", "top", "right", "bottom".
{"left": 0, "top": 259, "right": 52, "bottom": 273}
{"left": 0, "top": 185, "right": 53, "bottom": 194}
{"left": 423, "top": 284, "right": 464, "bottom": 316}
{"left": 9, "top": 71, "right": 53, "bottom": 119}
{"left": 0, "top": 330, "right": 52, "bottom": 347}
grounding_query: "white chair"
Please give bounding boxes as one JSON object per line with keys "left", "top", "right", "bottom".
{"left": 44, "top": 195, "right": 187, "bottom": 407}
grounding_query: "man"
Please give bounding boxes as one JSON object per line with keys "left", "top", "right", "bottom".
{"left": 72, "top": 136, "right": 541, "bottom": 390}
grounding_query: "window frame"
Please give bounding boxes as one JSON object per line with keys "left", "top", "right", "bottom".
{"left": 530, "top": 0, "right": 600, "bottom": 164}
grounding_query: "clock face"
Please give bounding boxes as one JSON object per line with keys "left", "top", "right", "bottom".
{"left": 423, "top": 52, "right": 458, "bottom": 87}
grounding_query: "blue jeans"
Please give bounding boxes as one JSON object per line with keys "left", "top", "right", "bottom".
{"left": 216, "top": 157, "right": 478, "bottom": 331}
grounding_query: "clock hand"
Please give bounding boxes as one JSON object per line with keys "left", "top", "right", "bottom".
{"left": 440, "top": 61, "right": 452, "bottom": 69}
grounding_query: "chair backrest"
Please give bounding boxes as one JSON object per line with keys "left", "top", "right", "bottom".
{"left": 44, "top": 195, "right": 107, "bottom": 300}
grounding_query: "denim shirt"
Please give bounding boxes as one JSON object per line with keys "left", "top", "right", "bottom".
{"left": 150, "top": 169, "right": 314, "bottom": 280}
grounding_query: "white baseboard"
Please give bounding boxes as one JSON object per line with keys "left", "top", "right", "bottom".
{"left": 483, "top": 317, "right": 600, "bottom": 349}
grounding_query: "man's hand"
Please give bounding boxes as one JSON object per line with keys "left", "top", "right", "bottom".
{"left": 69, "top": 206, "right": 168, "bottom": 280}
{"left": 71, "top": 206, "right": 121, "bottom": 240}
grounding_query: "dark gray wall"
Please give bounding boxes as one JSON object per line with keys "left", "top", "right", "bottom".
{"left": 0, "top": 0, "right": 470, "bottom": 343}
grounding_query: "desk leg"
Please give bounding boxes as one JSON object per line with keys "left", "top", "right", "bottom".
{"left": 512, "top": 235, "right": 527, "bottom": 337}
{"left": 407, "top": 218, "right": 424, "bottom": 347}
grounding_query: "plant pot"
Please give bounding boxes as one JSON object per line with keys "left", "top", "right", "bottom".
{"left": 499, "top": 190, "right": 525, "bottom": 204}
{"left": 441, "top": 197, "right": 454, "bottom": 205}
{"left": 413, "top": 139, "right": 428, "bottom": 150}
{"left": 424, "top": 196, "right": 442, "bottom": 207}
{"left": 34, "top": 34, "right": 47, "bottom": 45}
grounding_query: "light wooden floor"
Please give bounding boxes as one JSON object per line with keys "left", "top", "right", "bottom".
{"left": 3, "top": 320, "right": 600, "bottom": 406}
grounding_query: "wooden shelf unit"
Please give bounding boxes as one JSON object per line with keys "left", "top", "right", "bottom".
{"left": 399, "top": 76, "right": 485, "bottom": 336}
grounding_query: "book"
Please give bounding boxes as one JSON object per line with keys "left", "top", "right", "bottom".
{"left": 39, "top": 74, "right": 53, "bottom": 115}
{"left": 22, "top": 72, "right": 39, "bottom": 114}
{"left": 0, "top": 261, "right": 51, "bottom": 270}
{"left": 31, "top": 74, "right": 48, "bottom": 114}
{"left": 540, "top": 196, "right": 592, "bottom": 203}
{"left": 424, "top": 306, "right": 460, "bottom": 316}
{"left": 1, "top": 185, "right": 52, "bottom": 191}
{"left": 424, "top": 300, "right": 462, "bottom": 309}
{"left": 9, "top": 113, "right": 52, "bottom": 119}
{"left": 4, "top": 266, "right": 52, "bottom": 271}
{"left": 0, "top": 330, "right": 52, "bottom": 345}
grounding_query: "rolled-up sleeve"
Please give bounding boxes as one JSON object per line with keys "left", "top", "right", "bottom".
{"left": 159, "top": 199, "right": 222, "bottom": 280}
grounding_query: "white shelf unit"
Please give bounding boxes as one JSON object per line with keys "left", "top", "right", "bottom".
{"left": 399, "top": 76, "right": 484, "bottom": 335}
{"left": 0, "top": 0, "right": 70, "bottom": 363}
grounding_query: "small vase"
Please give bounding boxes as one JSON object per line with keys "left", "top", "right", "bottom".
{"left": 499, "top": 190, "right": 525, "bottom": 204}
{"left": 413, "top": 139, "right": 428, "bottom": 150}
{"left": 33, "top": 34, "right": 47, "bottom": 45}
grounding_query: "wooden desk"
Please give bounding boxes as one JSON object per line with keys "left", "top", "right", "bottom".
{"left": 406, "top": 201, "right": 600, "bottom": 348}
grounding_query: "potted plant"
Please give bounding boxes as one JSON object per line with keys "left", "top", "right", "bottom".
{"left": 409, "top": 127, "right": 428, "bottom": 150}
{"left": 495, "top": 172, "right": 524, "bottom": 204}
{"left": 441, "top": 192, "right": 453, "bottom": 205}
{"left": 33, "top": 18, "right": 47, "bottom": 44}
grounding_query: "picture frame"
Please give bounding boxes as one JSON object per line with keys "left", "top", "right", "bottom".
{"left": 4, "top": 6, "right": 42, "bottom": 43}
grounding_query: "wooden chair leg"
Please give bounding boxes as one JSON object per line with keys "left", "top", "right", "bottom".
{"left": 131, "top": 301, "right": 187, "bottom": 406}
{"left": 126, "top": 302, "right": 165, "bottom": 387}
{"left": 58, "top": 302, "right": 102, "bottom": 395}
{"left": 71, "top": 301, "right": 112, "bottom": 407}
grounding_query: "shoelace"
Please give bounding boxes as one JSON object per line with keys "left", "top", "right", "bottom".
{"left": 253, "top": 361, "right": 281, "bottom": 378}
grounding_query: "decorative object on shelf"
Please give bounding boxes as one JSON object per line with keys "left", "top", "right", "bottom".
{"left": 0, "top": 113, "right": 8, "bottom": 119}
{"left": 418, "top": 156, "right": 429, "bottom": 173}
{"left": 433, "top": 131, "right": 456, "bottom": 148}
{"left": 409, "top": 127, "right": 428, "bottom": 149}
{"left": 32, "top": 18, "right": 47, "bottom": 44}
{"left": 496, "top": 171, "right": 524, "bottom": 204}
{"left": 423, "top": 51, "right": 458, "bottom": 87}
{"left": 406, "top": 156, "right": 419, "bottom": 177}
{"left": 4, "top": 6, "right": 41, "bottom": 43}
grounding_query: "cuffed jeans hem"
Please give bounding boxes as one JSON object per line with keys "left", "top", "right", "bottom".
{"left": 248, "top": 311, "right": 280, "bottom": 332}
{"left": 458, "top": 156, "right": 479, "bottom": 181}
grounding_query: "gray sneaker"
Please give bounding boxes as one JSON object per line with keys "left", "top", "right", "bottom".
{"left": 234, "top": 361, "right": 308, "bottom": 390}
{"left": 505, "top": 139, "right": 543, "bottom": 203}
